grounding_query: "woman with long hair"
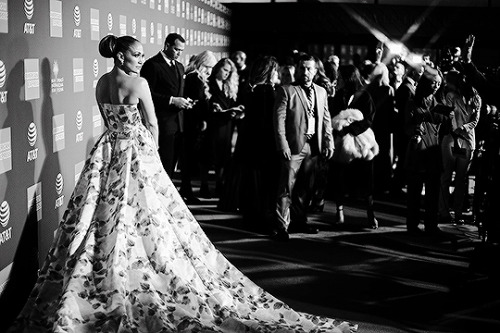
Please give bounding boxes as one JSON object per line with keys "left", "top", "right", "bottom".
{"left": 221, "top": 55, "right": 280, "bottom": 231}
{"left": 329, "top": 64, "right": 379, "bottom": 229}
{"left": 203, "top": 57, "right": 244, "bottom": 198}
{"left": 179, "top": 50, "right": 217, "bottom": 203}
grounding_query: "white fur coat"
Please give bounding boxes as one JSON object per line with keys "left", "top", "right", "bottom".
{"left": 331, "top": 108, "right": 379, "bottom": 163}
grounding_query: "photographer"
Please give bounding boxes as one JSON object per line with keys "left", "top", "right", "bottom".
{"left": 462, "top": 34, "right": 500, "bottom": 243}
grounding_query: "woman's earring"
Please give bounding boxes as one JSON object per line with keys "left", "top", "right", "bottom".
{"left": 119, "top": 59, "right": 124, "bottom": 67}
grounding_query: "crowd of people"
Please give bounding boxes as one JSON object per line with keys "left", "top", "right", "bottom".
{"left": 6, "top": 31, "right": 500, "bottom": 332}
{"left": 168, "top": 34, "right": 499, "bottom": 244}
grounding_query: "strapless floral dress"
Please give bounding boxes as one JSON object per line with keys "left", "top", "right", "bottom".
{"left": 8, "top": 104, "right": 357, "bottom": 333}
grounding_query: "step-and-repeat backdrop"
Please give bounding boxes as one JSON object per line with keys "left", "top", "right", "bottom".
{"left": 0, "top": 0, "right": 231, "bottom": 294}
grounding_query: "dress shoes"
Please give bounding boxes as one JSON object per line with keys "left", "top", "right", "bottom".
{"left": 407, "top": 227, "right": 425, "bottom": 236}
{"left": 199, "top": 185, "right": 212, "bottom": 199}
{"left": 270, "top": 229, "right": 289, "bottom": 242}
{"left": 438, "top": 215, "right": 453, "bottom": 224}
{"left": 288, "top": 224, "right": 319, "bottom": 234}
{"left": 425, "top": 226, "right": 447, "bottom": 238}
{"left": 182, "top": 195, "right": 201, "bottom": 205}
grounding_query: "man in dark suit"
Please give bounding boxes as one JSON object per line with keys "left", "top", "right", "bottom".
{"left": 392, "top": 64, "right": 422, "bottom": 197}
{"left": 141, "top": 33, "right": 194, "bottom": 183}
{"left": 272, "top": 53, "right": 335, "bottom": 241}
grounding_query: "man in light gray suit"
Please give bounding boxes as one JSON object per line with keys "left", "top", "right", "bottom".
{"left": 272, "top": 53, "right": 334, "bottom": 241}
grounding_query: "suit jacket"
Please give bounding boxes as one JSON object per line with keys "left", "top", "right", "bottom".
{"left": 273, "top": 82, "right": 334, "bottom": 155}
{"left": 141, "top": 52, "right": 185, "bottom": 134}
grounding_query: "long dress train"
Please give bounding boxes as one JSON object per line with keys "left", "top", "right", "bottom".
{"left": 8, "top": 104, "right": 357, "bottom": 333}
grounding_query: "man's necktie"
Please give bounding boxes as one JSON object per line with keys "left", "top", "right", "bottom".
{"left": 304, "top": 85, "right": 314, "bottom": 117}
{"left": 169, "top": 60, "right": 179, "bottom": 78}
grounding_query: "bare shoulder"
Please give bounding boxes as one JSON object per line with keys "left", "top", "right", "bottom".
{"left": 95, "top": 72, "right": 111, "bottom": 99}
{"left": 96, "top": 72, "right": 110, "bottom": 88}
{"left": 131, "top": 76, "right": 150, "bottom": 92}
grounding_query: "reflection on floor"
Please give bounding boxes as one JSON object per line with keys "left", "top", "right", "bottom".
{"left": 180, "top": 176, "right": 500, "bottom": 333}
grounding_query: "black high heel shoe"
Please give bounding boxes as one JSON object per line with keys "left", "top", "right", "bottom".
{"left": 367, "top": 209, "right": 378, "bottom": 229}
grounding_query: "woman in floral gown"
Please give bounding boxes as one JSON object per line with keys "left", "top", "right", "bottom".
{"left": 7, "top": 35, "right": 357, "bottom": 333}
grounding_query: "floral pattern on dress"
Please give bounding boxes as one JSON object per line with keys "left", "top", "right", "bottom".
{"left": 8, "top": 104, "right": 357, "bottom": 333}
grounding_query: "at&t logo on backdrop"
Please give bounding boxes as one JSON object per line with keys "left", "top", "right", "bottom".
{"left": 73, "top": 5, "right": 81, "bottom": 38}
{"left": 26, "top": 122, "right": 38, "bottom": 162}
{"left": 75, "top": 110, "right": 83, "bottom": 143}
{"left": 0, "top": 201, "right": 12, "bottom": 246}
{"left": 23, "top": 0, "right": 35, "bottom": 34}
{"left": 92, "top": 58, "right": 99, "bottom": 88}
{"left": 54, "top": 172, "right": 64, "bottom": 209}
{"left": 107, "top": 12, "right": 113, "bottom": 32}
{"left": 0, "top": 59, "right": 7, "bottom": 104}
{"left": 131, "top": 18, "right": 137, "bottom": 37}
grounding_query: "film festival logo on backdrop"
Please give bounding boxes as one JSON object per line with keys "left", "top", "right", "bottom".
{"left": 90, "top": 8, "right": 99, "bottom": 41}
{"left": 157, "top": 23, "right": 163, "bottom": 45}
{"left": 27, "top": 122, "right": 39, "bottom": 162}
{"left": 0, "top": 59, "right": 7, "bottom": 104}
{"left": 0, "top": 128, "right": 12, "bottom": 174}
{"left": 49, "top": 0, "right": 62, "bottom": 38}
{"left": 0, "top": 0, "right": 7, "bottom": 34}
{"left": 52, "top": 114, "right": 65, "bottom": 153}
{"left": 74, "top": 160, "right": 85, "bottom": 187}
{"left": 73, "top": 5, "right": 81, "bottom": 38}
{"left": 24, "top": 0, "right": 35, "bottom": 34}
{"left": 73, "top": 58, "right": 84, "bottom": 93}
{"left": 55, "top": 172, "right": 64, "bottom": 209}
{"left": 150, "top": 21, "right": 155, "bottom": 44}
{"left": 0, "top": 201, "right": 12, "bottom": 246}
{"left": 51, "top": 60, "right": 64, "bottom": 94}
{"left": 120, "top": 14, "right": 126, "bottom": 37}
{"left": 140, "top": 19, "right": 146, "bottom": 44}
{"left": 24, "top": 58, "right": 40, "bottom": 101}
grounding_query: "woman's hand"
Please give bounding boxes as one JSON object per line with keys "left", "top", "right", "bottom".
{"left": 212, "top": 102, "right": 223, "bottom": 112}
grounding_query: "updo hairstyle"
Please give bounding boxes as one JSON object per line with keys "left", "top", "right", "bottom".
{"left": 99, "top": 35, "right": 139, "bottom": 60}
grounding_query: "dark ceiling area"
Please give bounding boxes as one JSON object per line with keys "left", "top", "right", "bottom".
{"left": 225, "top": 2, "right": 500, "bottom": 67}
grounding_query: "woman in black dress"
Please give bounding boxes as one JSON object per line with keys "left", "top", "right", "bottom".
{"left": 203, "top": 58, "right": 244, "bottom": 198}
